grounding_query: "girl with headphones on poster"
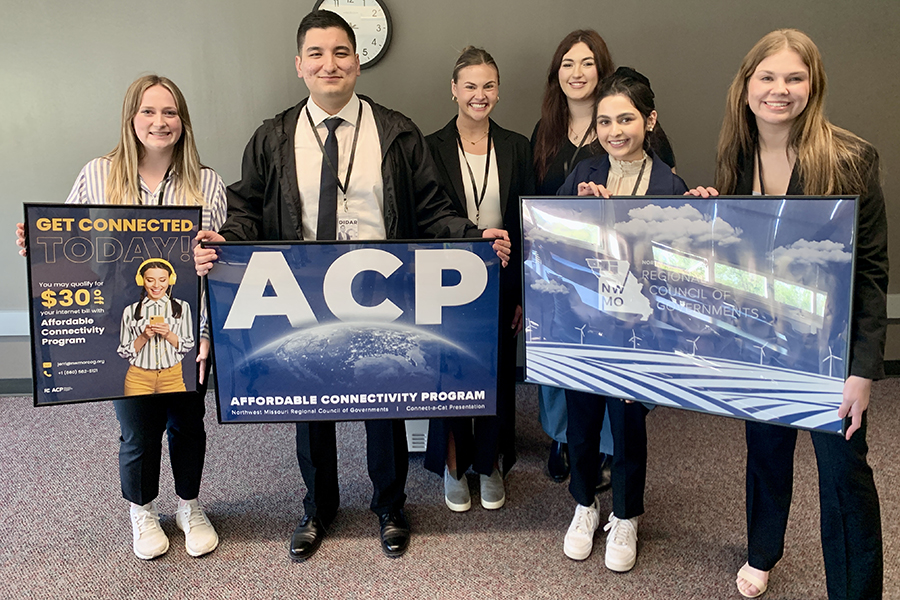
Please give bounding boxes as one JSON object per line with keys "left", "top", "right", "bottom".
{"left": 119, "top": 259, "right": 193, "bottom": 395}
{"left": 16, "top": 75, "right": 226, "bottom": 561}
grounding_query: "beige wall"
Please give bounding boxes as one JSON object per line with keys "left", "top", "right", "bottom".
{"left": 2, "top": 0, "right": 898, "bottom": 378}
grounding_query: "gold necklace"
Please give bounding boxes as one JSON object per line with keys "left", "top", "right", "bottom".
{"left": 569, "top": 124, "right": 590, "bottom": 144}
{"left": 459, "top": 129, "right": 489, "bottom": 145}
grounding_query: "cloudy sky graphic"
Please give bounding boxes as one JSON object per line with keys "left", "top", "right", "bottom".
{"left": 772, "top": 239, "right": 851, "bottom": 269}
{"left": 614, "top": 204, "right": 742, "bottom": 247}
{"left": 531, "top": 279, "right": 569, "bottom": 294}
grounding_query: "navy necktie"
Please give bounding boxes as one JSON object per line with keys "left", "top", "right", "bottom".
{"left": 316, "top": 117, "right": 342, "bottom": 240}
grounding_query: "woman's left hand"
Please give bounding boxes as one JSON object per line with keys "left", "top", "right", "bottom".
{"left": 838, "top": 375, "right": 872, "bottom": 440}
{"left": 482, "top": 228, "right": 511, "bottom": 267}
{"left": 197, "top": 338, "right": 210, "bottom": 384}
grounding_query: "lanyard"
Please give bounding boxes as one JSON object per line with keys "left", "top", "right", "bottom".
{"left": 456, "top": 127, "right": 492, "bottom": 225}
{"left": 564, "top": 125, "right": 594, "bottom": 178}
{"left": 756, "top": 145, "right": 767, "bottom": 195}
{"left": 629, "top": 158, "right": 647, "bottom": 196}
{"left": 306, "top": 101, "right": 364, "bottom": 211}
{"left": 138, "top": 165, "right": 171, "bottom": 206}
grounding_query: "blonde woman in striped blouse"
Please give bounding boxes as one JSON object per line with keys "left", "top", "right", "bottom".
{"left": 16, "top": 75, "right": 226, "bottom": 561}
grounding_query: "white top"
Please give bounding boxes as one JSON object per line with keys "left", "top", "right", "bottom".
{"left": 457, "top": 146, "right": 502, "bottom": 229}
{"left": 295, "top": 94, "right": 386, "bottom": 240}
{"left": 606, "top": 152, "right": 653, "bottom": 196}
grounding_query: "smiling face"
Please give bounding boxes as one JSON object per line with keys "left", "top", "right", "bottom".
{"left": 131, "top": 85, "right": 182, "bottom": 155}
{"left": 557, "top": 42, "right": 599, "bottom": 102}
{"left": 452, "top": 63, "right": 499, "bottom": 125}
{"left": 296, "top": 26, "right": 361, "bottom": 114}
{"left": 746, "top": 47, "right": 810, "bottom": 131}
{"left": 595, "top": 94, "right": 656, "bottom": 162}
{"left": 142, "top": 267, "right": 171, "bottom": 300}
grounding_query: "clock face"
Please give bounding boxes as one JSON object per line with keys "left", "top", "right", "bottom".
{"left": 312, "top": 0, "right": 393, "bottom": 69}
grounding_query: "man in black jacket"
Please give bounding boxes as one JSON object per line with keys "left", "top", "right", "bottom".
{"left": 194, "top": 10, "right": 510, "bottom": 561}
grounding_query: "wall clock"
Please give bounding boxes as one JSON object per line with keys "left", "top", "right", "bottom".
{"left": 312, "top": 0, "right": 393, "bottom": 69}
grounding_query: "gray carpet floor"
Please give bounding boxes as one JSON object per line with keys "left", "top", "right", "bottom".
{"left": 0, "top": 381, "right": 896, "bottom": 600}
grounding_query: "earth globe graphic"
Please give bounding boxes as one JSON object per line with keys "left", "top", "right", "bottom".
{"left": 244, "top": 322, "right": 487, "bottom": 389}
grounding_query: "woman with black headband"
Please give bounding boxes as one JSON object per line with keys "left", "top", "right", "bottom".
{"left": 557, "top": 67, "right": 688, "bottom": 572}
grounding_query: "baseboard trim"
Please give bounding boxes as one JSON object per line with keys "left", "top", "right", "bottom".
{"left": 0, "top": 379, "right": 34, "bottom": 396}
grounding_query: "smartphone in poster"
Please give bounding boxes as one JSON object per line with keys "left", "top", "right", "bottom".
{"left": 25, "top": 204, "right": 202, "bottom": 406}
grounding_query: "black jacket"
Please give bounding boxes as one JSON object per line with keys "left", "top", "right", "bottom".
{"left": 425, "top": 117, "right": 535, "bottom": 306}
{"left": 731, "top": 146, "right": 888, "bottom": 380}
{"left": 219, "top": 95, "right": 480, "bottom": 242}
{"left": 557, "top": 150, "right": 688, "bottom": 196}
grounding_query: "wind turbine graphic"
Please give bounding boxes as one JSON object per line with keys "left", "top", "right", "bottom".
{"left": 575, "top": 324, "right": 587, "bottom": 344}
{"left": 525, "top": 320, "right": 540, "bottom": 341}
{"left": 630, "top": 329, "right": 641, "bottom": 349}
{"left": 822, "top": 346, "right": 843, "bottom": 377}
{"left": 688, "top": 336, "right": 700, "bottom": 356}
{"left": 753, "top": 342, "right": 769, "bottom": 365}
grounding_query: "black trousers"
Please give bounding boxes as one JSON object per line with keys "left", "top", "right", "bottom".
{"left": 295, "top": 419, "right": 408, "bottom": 526}
{"left": 113, "top": 389, "right": 207, "bottom": 505}
{"left": 566, "top": 390, "right": 647, "bottom": 519}
{"left": 746, "top": 414, "right": 882, "bottom": 600}
{"left": 423, "top": 311, "right": 518, "bottom": 478}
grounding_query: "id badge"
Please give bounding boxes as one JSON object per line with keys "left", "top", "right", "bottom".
{"left": 337, "top": 215, "right": 359, "bottom": 241}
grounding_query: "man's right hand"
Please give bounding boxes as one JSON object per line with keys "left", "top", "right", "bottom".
{"left": 194, "top": 230, "right": 226, "bottom": 276}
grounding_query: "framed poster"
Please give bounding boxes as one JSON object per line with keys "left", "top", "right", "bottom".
{"left": 206, "top": 239, "right": 500, "bottom": 423}
{"left": 26, "top": 204, "right": 202, "bottom": 405}
{"left": 522, "top": 195, "right": 857, "bottom": 434}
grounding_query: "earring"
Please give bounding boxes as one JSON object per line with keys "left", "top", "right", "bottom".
{"left": 451, "top": 95, "right": 457, "bottom": 102}
{"left": 648, "top": 127, "right": 654, "bottom": 132}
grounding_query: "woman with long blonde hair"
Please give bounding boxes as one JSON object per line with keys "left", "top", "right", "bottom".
{"left": 692, "top": 30, "right": 887, "bottom": 599}
{"left": 17, "top": 75, "right": 227, "bottom": 561}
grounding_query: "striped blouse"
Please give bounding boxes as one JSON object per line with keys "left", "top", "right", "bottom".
{"left": 64, "top": 157, "right": 227, "bottom": 231}
{"left": 117, "top": 297, "right": 194, "bottom": 370}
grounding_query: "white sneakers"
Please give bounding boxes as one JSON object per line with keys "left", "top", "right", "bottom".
{"left": 603, "top": 512, "right": 639, "bottom": 572}
{"left": 130, "top": 501, "right": 169, "bottom": 560}
{"left": 563, "top": 500, "right": 601, "bottom": 560}
{"left": 129, "top": 499, "right": 218, "bottom": 559}
{"left": 175, "top": 498, "right": 220, "bottom": 557}
{"left": 563, "top": 502, "right": 640, "bottom": 571}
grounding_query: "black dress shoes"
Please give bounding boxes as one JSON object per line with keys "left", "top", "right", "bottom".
{"left": 379, "top": 509, "right": 410, "bottom": 558}
{"left": 548, "top": 441, "right": 570, "bottom": 482}
{"left": 289, "top": 515, "right": 326, "bottom": 562}
{"left": 595, "top": 452, "right": 612, "bottom": 493}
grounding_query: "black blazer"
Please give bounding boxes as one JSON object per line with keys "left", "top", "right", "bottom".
{"left": 426, "top": 118, "right": 535, "bottom": 306}
{"left": 731, "top": 147, "right": 888, "bottom": 380}
{"left": 557, "top": 150, "right": 688, "bottom": 196}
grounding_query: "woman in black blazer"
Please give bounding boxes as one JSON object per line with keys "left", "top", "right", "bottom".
{"left": 423, "top": 46, "right": 534, "bottom": 512}
{"left": 558, "top": 68, "right": 687, "bottom": 572}
{"left": 691, "top": 30, "right": 887, "bottom": 600}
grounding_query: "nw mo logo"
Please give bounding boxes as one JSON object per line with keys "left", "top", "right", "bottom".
{"left": 223, "top": 248, "right": 489, "bottom": 329}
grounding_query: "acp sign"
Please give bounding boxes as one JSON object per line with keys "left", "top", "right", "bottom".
{"left": 223, "top": 247, "right": 488, "bottom": 328}
{"left": 206, "top": 240, "right": 501, "bottom": 424}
